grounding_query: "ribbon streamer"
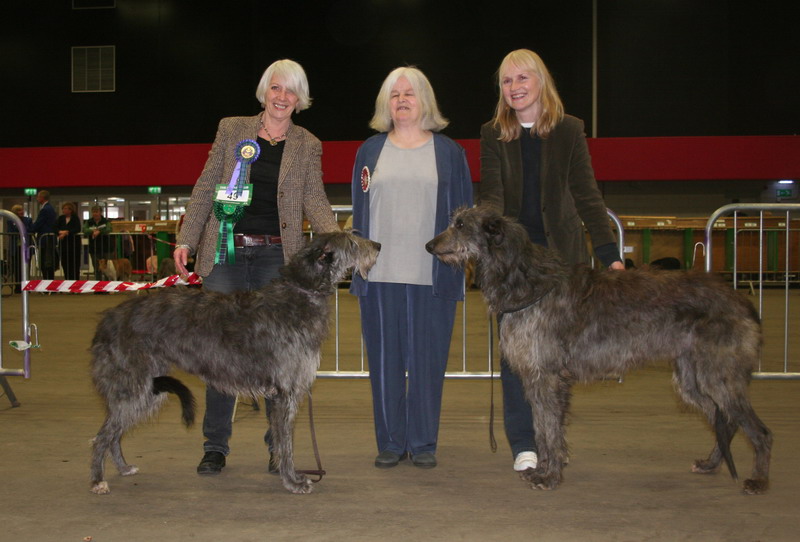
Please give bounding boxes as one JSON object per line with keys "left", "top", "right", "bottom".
{"left": 22, "top": 273, "right": 203, "bottom": 294}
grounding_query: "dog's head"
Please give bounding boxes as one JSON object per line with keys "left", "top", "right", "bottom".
{"left": 282, "top": 231, "right": 381, "bottom": 293}
{"left": 426, "top": 206, "right": 519, "bottom": 268}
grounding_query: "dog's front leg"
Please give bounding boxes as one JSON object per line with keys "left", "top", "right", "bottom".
{"left": 519, "top": 372, "right": 571, "bottom": 490}
{"left": 270, "top": 390, "right": 313, "bottom": 494}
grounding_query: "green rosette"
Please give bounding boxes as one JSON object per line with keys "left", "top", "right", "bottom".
{"left": 213, "top": 201, "right": 247, "bottom": 264}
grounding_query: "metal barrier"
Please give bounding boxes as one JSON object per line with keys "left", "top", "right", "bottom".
{"left": 704, "top": 203, "right": 800, "bottom": 379}
{"left": 0, "top": 210, "right": 36, "bottom": 389}
{"left": 317, "top": 206, "right": 625, "bottom": 379}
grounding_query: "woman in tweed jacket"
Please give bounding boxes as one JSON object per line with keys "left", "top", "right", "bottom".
{"left": 174, "top": 59, "right": 338, "bottom": 476}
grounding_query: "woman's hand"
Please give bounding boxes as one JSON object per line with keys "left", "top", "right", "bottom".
{"left": 174, "top": 246, "right": 191, "bottom": 276}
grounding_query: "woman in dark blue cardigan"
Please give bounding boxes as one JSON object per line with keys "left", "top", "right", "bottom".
{"left": 350, "top": 67, "right": 472, "bottom": 469}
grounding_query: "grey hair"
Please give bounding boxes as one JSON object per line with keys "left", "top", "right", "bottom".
{"left": 255, "top": 59, "right": 312, "bottom": 112}
{"left": 369, "top": 66, "right": 448, "bottom": 133}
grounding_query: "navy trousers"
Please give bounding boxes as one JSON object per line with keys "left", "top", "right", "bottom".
{"left": 498, "top": 314, "right": 537, "bottom": 458}
{"left": 359, "top": 282, "right": 457, "bottom": 456}
{"left": 200, "top": 244, "right": 283, "bottom": 456}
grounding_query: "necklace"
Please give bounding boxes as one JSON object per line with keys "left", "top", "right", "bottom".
{"left": 263, "top": 125, "right": 287, "bottom": 146}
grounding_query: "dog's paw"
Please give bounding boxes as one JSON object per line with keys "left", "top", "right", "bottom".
{"left": 743, "top": 478, "right": 768, "bottom": 495}
{"left": 91, "top": 481, "right": 110, "bottom": 495}
{"left": 691, "top": 459, "right": 720, "bottom": 474}
{"left": 120, "top": 465, "right": 139, "bottom": 476}
{"left": 520, "top": 468, "right": 561, "bottom": 490}
{"left": 282, "top": 474, "right": 313, "bottom": 494}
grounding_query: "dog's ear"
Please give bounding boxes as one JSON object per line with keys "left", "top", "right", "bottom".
{"left": 482, "top": 215, "right": 505, "bottom": 246}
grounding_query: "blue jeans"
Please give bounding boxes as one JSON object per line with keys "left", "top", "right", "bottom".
{"left": 359, "top": 283, "right": 457, "bottom": 456}
{"left": 201, "top": 244, "right": 283, "bottom": 456}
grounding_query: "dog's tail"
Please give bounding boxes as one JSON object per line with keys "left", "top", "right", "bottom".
{"left": 714, "top": 405, "right": 738, "bottom": 480}
{"left": 152, "top": 376, "right": 196, "bottom": 427}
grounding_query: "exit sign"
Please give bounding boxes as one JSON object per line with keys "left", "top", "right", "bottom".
{"left": 24, "top": 188, "right": 37, "bottom": 196}
{"left": 776, "top": 188, "right": 793, "bottom": 198}
{"left": 147, "top": 186, "right": 162, "bottom": 194}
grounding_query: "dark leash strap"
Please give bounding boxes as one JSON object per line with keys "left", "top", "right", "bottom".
{"left": 489, "top": 289, "right": 552, "bottom": 452}
{"left": 488, "top": 314, "right": 498, "bottom": 453}
{"left": 296, "top": 391, "right": 326, "bottom": 482}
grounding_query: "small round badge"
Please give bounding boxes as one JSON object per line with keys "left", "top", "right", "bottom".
{"left": 236, "top": 139, "right": 261, "bottom": 164}
{"left": 361, "top": 166, "right": 371, "bottom": 193}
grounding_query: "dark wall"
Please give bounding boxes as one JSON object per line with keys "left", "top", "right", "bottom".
{"left": 1, "top": 0, "right": 797, "bottom": 149}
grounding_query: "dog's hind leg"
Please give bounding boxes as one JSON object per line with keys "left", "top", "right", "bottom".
{"left": 270, "top": 389, "right": 313, "bottom": 494}
{"left": 731, "top": 401, "right": 772, "bottom": 494}
{"left": 90, "top": 416, "right": 134, "bottom": 494}
{"left": 673, "top": 360, "right": 738, "bottom": 477}
{"left": 90, "top": 391, "right": 167, "bottom": 494}
{"left": 520, "top": 371, "right": 572, "bottom": 490}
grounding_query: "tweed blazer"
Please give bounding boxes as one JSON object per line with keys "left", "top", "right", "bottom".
{"left": 478, "top": 115, "right": 617, "bottom": 266}
{"left": 178, "top": 114, "right": 339, "bottom": 277}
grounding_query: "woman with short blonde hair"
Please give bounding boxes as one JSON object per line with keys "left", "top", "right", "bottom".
{"left": 56, "top": 201, "right": 82, "bottom": 280}
{"left": 254, "top": 59, "right": 312, "bottom": 113}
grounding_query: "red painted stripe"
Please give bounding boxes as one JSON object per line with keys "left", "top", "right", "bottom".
{"left": 1, "top": 135, "right": 798, "bottom": 187}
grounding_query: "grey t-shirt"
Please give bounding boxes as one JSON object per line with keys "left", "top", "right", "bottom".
{"left": 367, "top": 136, "right": 438, "bottom": 285}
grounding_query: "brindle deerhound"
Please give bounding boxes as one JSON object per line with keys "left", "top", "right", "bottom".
{"left": 90, "top": 231, "right": 380, "bottom": 495}
{"left": 426, "top": 207, "right": 772, "bottom": 494}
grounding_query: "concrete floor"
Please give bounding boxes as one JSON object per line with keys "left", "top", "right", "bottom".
{"left": 0, "top": 288, "right": 798, "bottom": 542}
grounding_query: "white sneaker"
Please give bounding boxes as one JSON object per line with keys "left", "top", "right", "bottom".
{"left": 513, "top": 451, "right": 538, "bottom": 471}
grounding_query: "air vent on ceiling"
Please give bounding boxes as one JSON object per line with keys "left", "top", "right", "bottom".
{"left": 73, "top": 0, "right": 116, "bottom": 9}
{"left": 72, "top": 46, "right": 116, "bottom": 93}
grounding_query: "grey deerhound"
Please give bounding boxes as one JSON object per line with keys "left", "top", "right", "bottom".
{"left": 426, "top": 207, "right": 772, "bottom": 494}
{"left": 90, "top": 231, "right": 380, "bottom": 495}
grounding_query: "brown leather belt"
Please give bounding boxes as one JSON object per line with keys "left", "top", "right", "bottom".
{"left": 232, "top": 234, "right": 282, "bottom": 248}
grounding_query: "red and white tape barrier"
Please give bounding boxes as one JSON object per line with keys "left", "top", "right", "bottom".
{"left": 22, "top": 273, "right": 203, "bottom": 294}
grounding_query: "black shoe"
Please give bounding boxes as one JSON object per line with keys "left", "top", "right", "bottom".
{"left": 197, "top": 451, "right": 226, "bottom": 475}
{"left": 411, "top": 452, "right": 437, "bottom": 469}
{"left": 375, "top": 450, "right": 406, "bottom": 468}
{"left": 268, "top": 452, "right": 278, "bottom": 475}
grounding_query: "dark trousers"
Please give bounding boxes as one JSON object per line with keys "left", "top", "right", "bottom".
{"left": 59, "top": 236, "right": 81, "bottom": 280}
{"left": 498, "top": 313, "right": 536, "bottom": 457}
{"left": 359, "top": 283, "right": 457, "bottom": 456}
{"left": 200, "top": 244, "right": 283, "bottom": 456}
{"left": 38, "top": 236, "right": 56, "bottom": 280}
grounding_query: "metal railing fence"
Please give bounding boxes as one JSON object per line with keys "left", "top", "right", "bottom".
{"left": 317, "top": 206, "right": 625, "bottom": 379}
{"left": 704, "top": 203, "right": 800, "bottom": 379}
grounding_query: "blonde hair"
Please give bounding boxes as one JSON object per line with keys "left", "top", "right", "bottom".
{"left": 369, "top": 67, "right": 449, "bottom": 133}
{"left": 61, "top": 202, "right": 76, "bottom": 214}
{"left": 491, "top": 49, "right": 564, "bottom": 142}
{"left": 11, "top": 204, "right": 23, "bottom": 214}
{"left": 255, "top": 59, "right": 312, "bottom": 112}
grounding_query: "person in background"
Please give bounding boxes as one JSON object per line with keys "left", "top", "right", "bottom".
{"left": 83, "top": 205, "right": 113, "bottom": 280}
{"left": 350, "top": 66, "right": 473, "bottom": 470}
{"left": 56, "top": 202, "right": 82, "bottom": 280}
{"left": 29, "top": 190, "right": 57, "bottom": 280}
{"left": 7, "top": 204, "right": 33, "bottom": 293}
{"left": 173, "top": 59, "right": 339, "bottom": 476}
{"left": 478, "top": 48, "right": 624, "bottom": 473}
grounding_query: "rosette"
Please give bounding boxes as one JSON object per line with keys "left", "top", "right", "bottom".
{"left": 361, "top": 166, "right": 371, "bottom": 193}
{"left": 226, "top": 139, "right": 261, "bottom": 197}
